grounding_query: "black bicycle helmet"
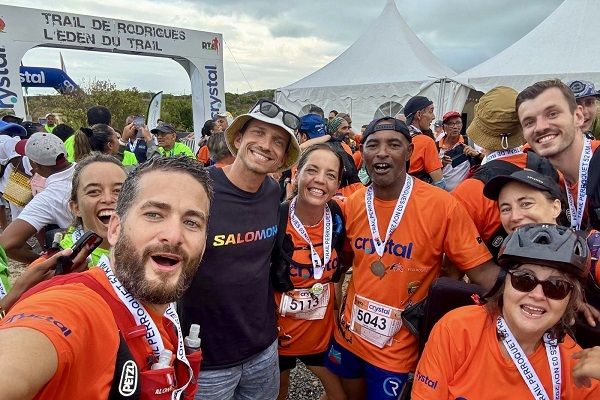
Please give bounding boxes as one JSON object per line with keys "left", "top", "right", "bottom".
{"left": 498, "top": 223, "right": 590, "bottom": 280}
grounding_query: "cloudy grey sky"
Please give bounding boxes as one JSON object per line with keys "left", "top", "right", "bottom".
{"left": 2, "top": 0, "right": 563, "bottom": 94}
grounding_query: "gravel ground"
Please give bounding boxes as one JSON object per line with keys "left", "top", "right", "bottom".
{"left": 288, "top": 362, "right": 325, "bottom": 399}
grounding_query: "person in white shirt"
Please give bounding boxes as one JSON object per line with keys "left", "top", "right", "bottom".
{"left": 0, "top": 132, "right": 74, "bottom": 263}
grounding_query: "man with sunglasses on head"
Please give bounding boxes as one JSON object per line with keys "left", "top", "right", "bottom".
{"left": 180, "top": 100, "right": 301, "bottom": 400}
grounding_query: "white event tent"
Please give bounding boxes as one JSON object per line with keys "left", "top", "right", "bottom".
{"left": 274, "top": 0, "right": 468, "bottom": 126}
{"left": 456, "top": 0, "right": 600, "bottom": 93}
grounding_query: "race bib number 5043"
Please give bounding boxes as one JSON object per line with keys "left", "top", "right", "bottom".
{"left": 350, "top": 294, "right": 403, "bottom": 348}
{"left": 279, "top": 285, "right": 330, "bottom": 320}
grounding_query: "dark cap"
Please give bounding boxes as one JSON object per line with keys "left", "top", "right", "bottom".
{"left": 483, "top": 170, "right": 562, "bottom": 201}
{"left": 404, "top": 96, "right": 433, "bottom": 123}
{"left": 151, "top": 122, "right": 176, "bottom": 135}
{"left": 567, "top": 80, "right": 600, "bottom": 100}
{"left": 363, "top": 117, "right": 412, "bottom": 143}
{"left": 299, "top": 114, "right": 327, "bottom": 139}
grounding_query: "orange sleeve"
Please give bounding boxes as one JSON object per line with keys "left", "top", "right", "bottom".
{"left": 422, "top": 136, "right": 442, "bottom": 173}
{"left": 443, "top": 199, "right": 492, "bottom": 270}
{"left": 0, "top": 284, "right": 118, "bottom": 398}
{"left": 452, "top": 178, "right": 501, "bottom": 242}
{"left": 197, "top": 145, "right": 210, "bottom": 164}
{"left": 412, "top": 313, "right": 457, "bottom": 399}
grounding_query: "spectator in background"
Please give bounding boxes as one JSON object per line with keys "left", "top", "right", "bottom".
{"left": 438, "top": 111, "right": 475, "bottom": 191}
{"left": 65, "top": 105, "right": 113, "bottom": 161}
{"left": 43, "top": 113, "right": 57, "bottom": 133}
{"left": 433, "top": 119, "right": 444, "bottom": 141}
{"left": 86, "top": 105, "right": 112, "bottom": 126}
{"left": 1, "top": 114, "right": 23, "bottom": 125}
{"left": 197, "top": 120, "right": 222, "bottom": 166}
{"left": 151, "top": 122, "right": 194, "bottom": 158}
{"left": 404, "top": 95, "right": 445, "bottom": 188}
{"left": 207, "top": 131, "right": 234, "bottom": 167}
{"left": 567, "top": 80, "right": 600, "bottom": 138}
{"left": 328, "top": 110, "right": 338, "bottom": 121}
{"left": 0, "top": 132, "right": 74, "bottom": 263}
{"left": 327, "top": 116, "right": 362, "bottom": 196}
{"left": 309, "top": 104, "right": 325, "bottom": 119}
{"left": 20, "top": 121, "right": 44, "bottom": 137}
{"left": 120, "top": 115, "right": 149, "bottom": 163}
{"left": 214, "top": 112, "right": 230, "bottom": 131}
{"left": 0, "top": 121, "right": 28, "bottom": 228}
{"left": 51, "top": 123, "right": 74, "bottom": 143}
{"left": 72, "top": 124, "right": 138, "bottom": 167}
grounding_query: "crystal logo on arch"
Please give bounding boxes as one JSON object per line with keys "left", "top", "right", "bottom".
{"left": 0, "top": 46, "right": 18, "bottom": 109}
{"left": 205, "top": 65, "right": 222, "bottom": 118}
{"left": 0, "top": 18, "right": 6, "bottom": 33}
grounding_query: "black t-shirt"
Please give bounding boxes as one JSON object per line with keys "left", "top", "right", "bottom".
{"left": 180, "top": 167, "right": 279, "bottom": 369}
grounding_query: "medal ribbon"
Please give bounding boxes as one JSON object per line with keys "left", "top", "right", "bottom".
{"left": 289, "top": 197, "right": 332, "bottom": 280}
{"left": 496, "top": 316, "right": 561, "bottom": 400}
{"left": 365, "top": 175, "right": 414, "bottom": 258}
{"left": 482, "top": 147, "right": 522, "bottom": 164}
{"left": 98, "top": 255, "right": 192, "bottom": 399}
{"left": 565, "top": 138, "right": 592, "bottom": 230}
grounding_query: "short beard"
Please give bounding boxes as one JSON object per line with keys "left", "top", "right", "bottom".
{"left": 113, "top": 232, "right": 201, "bottom": 305}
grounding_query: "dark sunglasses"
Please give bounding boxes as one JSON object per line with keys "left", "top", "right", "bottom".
{"left": 253, "top": 99, "right": 300, "bottom": 131}
{"left": 508, "top": 270, "right": 574, "bottom": 300}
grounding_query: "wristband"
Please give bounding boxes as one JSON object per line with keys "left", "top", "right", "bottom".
{"left": 118, "top": 139, "right": 128, "bottom": 146}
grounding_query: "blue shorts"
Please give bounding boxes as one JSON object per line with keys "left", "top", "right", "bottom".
{"left": 324, "top": 340, "right": 409, "bottom": 400}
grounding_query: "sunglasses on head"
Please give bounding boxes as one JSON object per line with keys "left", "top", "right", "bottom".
{"left": 253, "top": 99, "right": 300, "bottom": 131}
{"left": 508, "top": 270, "right": 574, "bottom": 300}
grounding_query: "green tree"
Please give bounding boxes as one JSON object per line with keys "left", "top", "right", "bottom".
{"left": 28, "top": 79, "right": 145, "bottom": 131}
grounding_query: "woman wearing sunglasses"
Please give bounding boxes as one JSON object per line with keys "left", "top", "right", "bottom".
{"left": 272, "top": 144, "right": 348, "bottom": 400}
{"left": 412, "top": 223, "right": 600, "bottom": 399}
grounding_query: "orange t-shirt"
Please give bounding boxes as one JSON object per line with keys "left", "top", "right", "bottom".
{"left": 439, "top": 135, "right": 464, "bottom": 150}
{"left": 409, "top": 134, "right": 442, "bottom": 175}
{"left": 340, "top": 141, "right": 353, "bottom": 156}
{"left": 197, "top": 145, "right": 210, "bottom": 165}
{"left": 412, "top": 305, "right": 600, "bottom": 399}
{"left": 0, "top": 268, "right": 175, "bottom": 399}
{"left": 451, "top": 153, "right": 528, "bottom": 242}
{"left": 334, "top": 180, "right": 491, "bottom": 372}
{"left": 275, "top": 210, "right": 343, "bottom": 356}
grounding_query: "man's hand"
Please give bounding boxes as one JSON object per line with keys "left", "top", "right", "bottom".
{"left": 578, "top": 302, "right": 600, "bottom": 327}
{"left": 140, "top": 126, "right": 153, "bottom": 142}
{"left": 122, "top": 122, "right": 136, "bottom": 142}
{"left": 573, "top": 346, "right": 600, "bottom": 387}
{"left": 463, "top": 145, "right": 481, "bottom": 158}
{"left": 441, "top": 155, "right": 452, "bottom": 167}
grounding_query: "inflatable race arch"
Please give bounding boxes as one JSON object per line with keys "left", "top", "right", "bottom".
{"left": 0, "top": 6, "right": 225, "bottom": 141}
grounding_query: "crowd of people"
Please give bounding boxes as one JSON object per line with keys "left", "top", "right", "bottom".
{"left": 0, "top": 78, "right": 599, "bottom": 400}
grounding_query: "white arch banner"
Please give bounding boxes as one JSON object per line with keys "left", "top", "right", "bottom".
{"left": 0, "top": 6, "right": 225, "bottom": 141}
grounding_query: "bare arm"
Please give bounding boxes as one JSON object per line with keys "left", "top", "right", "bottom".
{"left": 465, "top": 260, "right": 500, "bottom": 293}
{"left": 299, "top": 134, "right": 331, "bottom": 150}
{"left": 429, "top": 168, "right": 444, "bottom": 182}
{"left": 0, "top": 327, "right": 58, "bottom": 399}
{"left": 0, "top": 219, "right": 39, "bottom": 263}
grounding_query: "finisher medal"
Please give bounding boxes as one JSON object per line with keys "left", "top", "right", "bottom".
{"left": 310, "top": 283, "right": 324, "bottom": 296}
{"left": 370, "top": 260, "right": 386, "bottom": 278}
